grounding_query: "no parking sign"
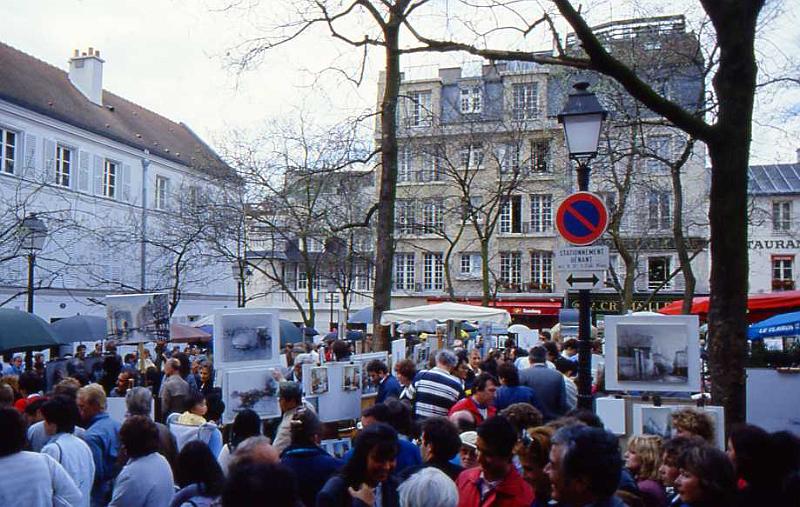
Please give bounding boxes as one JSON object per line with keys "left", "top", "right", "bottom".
{"left": 555, "top": 192, "right": 609, "bottom": 246}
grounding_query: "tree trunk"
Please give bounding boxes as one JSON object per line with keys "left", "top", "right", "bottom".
{"left": 372, "top": 24, "right": 401, "bottom": 351}
{"left": 480, "top": 238, "right": 491, "bottom": 306}
{"left": 671, "top": 159, "right": 697, "bottom": 314}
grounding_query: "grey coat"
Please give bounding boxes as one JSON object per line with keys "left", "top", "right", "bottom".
{"left": 518, "top": 364, "right": 569, "bottom": 422}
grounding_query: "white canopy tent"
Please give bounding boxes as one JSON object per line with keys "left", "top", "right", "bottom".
{"left": 380, "top": 302, "right": 511, "bottom": 326}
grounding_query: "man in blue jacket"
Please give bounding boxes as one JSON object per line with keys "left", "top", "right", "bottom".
{"left": 77, "top": 383, "right": 121, "bottom": 507}
{"left": 366, "top": 359, "right": 402, "bottom": 403}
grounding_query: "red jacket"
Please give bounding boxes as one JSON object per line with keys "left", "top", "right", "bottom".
{"left": 456, "top": 466, "right": 534, "bottom": 507}
{"left": 448, "top": 396, "right": 496, "bottom": 425}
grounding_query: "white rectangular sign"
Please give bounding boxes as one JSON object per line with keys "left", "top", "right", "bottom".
{"left": 558, "top": 270, "right": 605, "bottom": 290}
{"left": 556, "top": 246, "right": 609, "bottom": 272}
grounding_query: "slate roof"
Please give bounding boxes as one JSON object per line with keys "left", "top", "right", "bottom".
{"left": 749, "top": 163, "right": 800, "bottom": 195}
{"left": 0, "top": 42, "right": 234, "bottom": 179}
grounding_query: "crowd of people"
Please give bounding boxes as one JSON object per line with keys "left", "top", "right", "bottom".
{"left": 1, "top": 334, "right": 799, "bottom": 507}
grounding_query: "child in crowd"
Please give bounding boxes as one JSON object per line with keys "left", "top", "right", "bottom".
{"left": 177, "top": 391, "right": 208, "bottom": 426}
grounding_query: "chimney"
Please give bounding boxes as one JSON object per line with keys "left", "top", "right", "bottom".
{"left": 68, "top": 47, "right": 104, "bottom": 106}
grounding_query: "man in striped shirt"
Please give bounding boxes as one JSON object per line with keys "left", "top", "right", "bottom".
{"left": 412, "top": 349, "right": 464, "bottom": 420}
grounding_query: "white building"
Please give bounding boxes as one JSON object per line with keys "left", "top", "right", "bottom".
{"left": 748, "top": 153, "right": 800, "bottom": 293}
{"left": 0, "top": 43, "right": 238, "bottom": 322}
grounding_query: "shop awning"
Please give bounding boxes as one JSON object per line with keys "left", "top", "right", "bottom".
{"left": 659, "top": 290, "right": 800, "bottom": 323}
{"left": 488, "top": 300, "right": 563, "bottom": 316}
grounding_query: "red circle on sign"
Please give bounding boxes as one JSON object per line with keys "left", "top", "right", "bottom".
{"left": 555, "top": 192, "right": 609, "bottom": 245}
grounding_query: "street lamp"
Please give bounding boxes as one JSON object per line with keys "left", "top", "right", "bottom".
{"left": 326, "top": 280, "right": 337, "bottom": 333}
{"left": 558, "top": 82, "right": 607, "bottom": 411}
{"left": 231, "top": 258, "right": 249, "bottom": 308}
{"left": 18, "top": 213, "right": 47, "bottom": 314}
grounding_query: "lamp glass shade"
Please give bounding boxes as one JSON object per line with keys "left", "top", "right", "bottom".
{"left": 19, "top": 215, "right": 47, "bottom": 252}
{"left": 231, "top": 261, "right": 243, "bottom": 281}
{"left": 562, "top": 112, "right": 604, "bottom": 158}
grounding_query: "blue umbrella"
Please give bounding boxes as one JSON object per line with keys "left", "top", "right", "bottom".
{"left": 303, "top": 327, "right": 319, "bottom": 337}
{"left": 747, "top": 311, "right": 800, "bottom": 340}
{"left": 51, "top": 315, "right": 107, "bottom": 343}
{"left": 0, "top": 308, "right": 69, "bottom": 352}
{"left": 348, "top": 307, "right": 373, "bottom": 324}
{"left": 279, "top": 320, "right": 303, "bottom": 345}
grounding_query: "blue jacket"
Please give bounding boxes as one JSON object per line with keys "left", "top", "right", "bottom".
{"left": 495, "top": 385, "right": 545, "bottom": 413}
{"left": 376, "top": 375, "right": 402, "bottom": 403}
{"left": 342, "top": 437, "right": 421, "bottom": 476}
{"left": 317, "top": 474, "right": 399, "bottom": 507}
{"left": 82, "top": 412, "right": 121, "bottom": 507}
{"left": 281, "top": 445, "right": 344, "bottom": 507}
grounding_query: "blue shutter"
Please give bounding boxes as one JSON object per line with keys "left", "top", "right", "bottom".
{"left": 43, "top": 139, "right": 55, "bottom": 183}
{"left": 23, "top": 133, "right": 37, "bottom": 177}
{"left": 93, "top": 155, "right": 103, "bottom": 194}
{"left": 121, "top": 164, "right": 132, "bottom": 202}
{"left": 78, "top": 151, "right": 90, "bottom": 192}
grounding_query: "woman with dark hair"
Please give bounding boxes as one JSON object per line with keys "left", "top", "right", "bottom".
{"left": 223, "top": 461, "right": 300, "bottom": 507}
{"left": 454, "top": 351, "right": 475, "bottom": 393}
{"left": 170, "top": 441, "right": 225, "bottom": 507}
{"left": 516, "top": 426, "right": 554, "bottom": 507}
{"left": 317, "top": 423, "right": 400, "bottom": 507}
{"left": 727, "top": 424, "right": 787, "bottom": 506}
{"left": 393, "top": 359, "right": 417, "bottom": 406}
{"left": 218, "top": 409, "right": 261, "bottom": 475}
{"left": 280, "top": 409, "right": 343, "bottom": 507}
{"left": 110, "top": 415, "right": 175, "bottom": 506}
{"left": 674, "top": 445, "right": 736, "bottom": 507}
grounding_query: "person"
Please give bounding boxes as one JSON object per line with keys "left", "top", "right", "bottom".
{"left": 331, "top": 340, "right": 353, "bottom": 362}
{"left": 670, "top": 408, "right": 715, "bottom": 445}
{"left": 160, "top": 357, "right": 191, "bottom": 421}
{"left": 41, "top": 396, "right": 96, "bottom": 507}
{"left": 454, "top": 352, "right": 474, "bottom": 394}
{"left": 109, "top": 415, "right": 175, "bottom": 506}
{"left": 317, "top": 422, "right": 400, "bottom": 507}
{"left": 227, "top": 436, "right": 280, "bottom": 469}
{"left": 14, "top": 371, "right": 43, "bottom": 412}
{"left": 0, "top": 407, "right": 82, "bottom": 506}
{"left": 89, "top": 342, "right": 103, "bottom": 358}
{"left": 545, "top": 425, "right": 625, "bottom": 507}
{"left": 280, "top": 408, "right": 343, "bottom": 507}
{"left": 413, "top": 349, "right": 465, "bottom": 420}
{"left": 273, "top": 381, "right": 314, "bottom": 454}
{"left": 400, "top": 416, "right": 463, "bottom": 481}
{"left": 625, "top": 435, "right": 668, "bottom": 507}
{"left": 4, "top": 354, "right": 23, "bottom": 375}
{"left": 217, "top": 408, "right": 261, "bottom": 475}
{"left": 658, "top": 436, "right": 705, "bottom": 506}
{"left": 516, "top": 426, "right": 554, "bottom": 507}
{"left": 499, "top": 403, "right": 543, "bottom": 435}
{"left": 727, "top": 423, "right": 787, "bottom": 506}
{"left": 177, "top": 390, "right": 208, "bottom": 425}
{"left": 351, "top": 402, "right": 422, "bottom": 475}
{"left": 456, "top": 415, "right": 534, "bottom": 507}
{"left": 367, "top": 359, "right": 402, "bottom": 403}
{"left": 125, "top": 387, "right": 178, "bottom": 469}
{"left": 459, "top": 431, "right": 479, "bottom": 469}
{"left": 174, "top": 352, "right": 199, "bottom": 393}
{"left": 109, "top": 371, "right": 135, "bottom": 398}
{"left": 398, "top": 467, "right": 458, "bottom": 507}
{"left": 171, "top": 441, "right": 225, "bottom": 507}
{"left": 78, "top": 382, "right": 121, "bottom": 507}
{"left": 674, "top": 445, "right": 736, "bottom": 507}
{"left": 223, "top": 461, "right": 301, "bottom": 507}
{"left": 76, "top": 344, "right": 88, "bottom": 360}
{"left": 447, "top": 372, "right": 497, "bottom": 425}
{"left": 27, "top": 377, "right": 85, "bottom": 451}
{"left": 494, "top": 362, "right": 543, "bottom": 412}
{"left": 518, "top": 346, "right": 568, "bottom": 422}
{"left": 0, "top": 383, "right": 13, "bottom": 408}
{"left": 393, "top": 359, "right": 417, "bottom": 405}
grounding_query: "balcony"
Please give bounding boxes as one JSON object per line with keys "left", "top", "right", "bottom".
{"left": 772, "top": 279, "right": 795, "bottom": 291}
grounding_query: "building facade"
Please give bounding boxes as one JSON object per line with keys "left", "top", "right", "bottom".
{"left": 0, "top": 43, "right": 238, "bottom": 322}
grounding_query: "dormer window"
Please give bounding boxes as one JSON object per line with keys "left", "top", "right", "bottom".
{"left": 460, "top": 86, "right": 482, "bottom": 114}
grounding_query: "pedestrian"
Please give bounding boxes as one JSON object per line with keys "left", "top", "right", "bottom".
{"left": 727, "top": 423, "right": 788, "bottom": 506}
{"left": 217, "top": 408, "right": 261, "bottom": 475}
{"left": 454, "top": 352, "right": 474, "bottom": 394}
{"left": 349, "top": 402, "right": 422, "bottom": 475}
{"left": 494, "top": 362, "right": 543, "bottom": 412}
{"left": 544, "top": 425, "right": 625, "bottom": 507}
{"left": 674, "top": 445, "right": 736, "bottom": 507}
{"left": 13, "top": 371, "right": 43, "bottom": 412}
{"left": 456, "top": 415, "right": 534, "bottom": 507}
{"left": 273, "top": 381, "right": 315, "bottom": 454}
{"left": 625, "top": 435, "right": 668, "bottom": 507}
{"left": 670, "top": 408, "right": 715, "bottom": 445}
{"left": 4, "top": 354, "right": 24, "bottom": 375}
{"left": 77, "top": 383, "right": 121, "bottom": 506}
{"left": 398, "top": 467, "right": 458, "bottom": 507}
{"left": 280, "top": 408, "right": 343, "bottom": 507}
{"left": 518, "top": 346, "right": 568, "bottom": 422}
{"left": 413, "top": 349, "right": 464, "bottom": 420}
{"left": 0, "top": 407, "right": 82, "bottom": 506}
{"left": 109, "top": 371, "right": 135, "bottom": 398}
{"left": 160, "top": 357, "right": 191, "bottom": 421}
{"left": 222, "top": 461, "right": 301, "bottom": 507}
{"left": 400, "top": 416, "right": 463, "bottom": 481}
{"left": 227, "top": 436, "right": 279, "bottom": 469}
{"left": 317, "top": 422, "right": 400, "bottom": 507}
{"left": 125, "top": 387, "right": 178, "bottom": 468}
{"left": 40, "top": 396, "right": 96, "bottom": 507}
{"left": 393, "top": 359, "right": 417, "bottom": 406}
{"left": 0, "top": 383, "right": 13, "bottom": 408}
{"left": 658, "top": 436, "right": 705, "bottom": 506}
{"left": 109, "top": 415, "right": 175, "bottom": 506}
{"left": 27, "top": 377, "right": 85, "bottom": 452}
{"left": 171, "top": 441, "right": 225, "bottom": 507}
{"left": 447, "top": 372, "right": 497, "bottom": 426}
{"left": 516, "top": 426, "right": 554, "bottom": 507}
{"left": 177, "top": 390, "right": 209, "bottom": 425}
{"left": 458, "top": 431, "right": 479, "bottom": 470}
{"left": 366, "top": 359, "right": 402, "bottom": 403}
{"left": 498, "top": 403, "right": 543, "bottom": 435}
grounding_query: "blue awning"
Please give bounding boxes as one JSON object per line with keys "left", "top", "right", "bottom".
{"left": 747, "top": 311, "right": 800, "bottom": 340}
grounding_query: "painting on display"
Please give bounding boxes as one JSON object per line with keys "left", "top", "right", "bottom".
{"left": 310, "top": 367, "right": 329, "bottom": 395}
{"left": 353, "top": 352, "right": 389, "bottom": 397}
{"left": 391, "top": 339, "right": 406, "bottom": 368}
{"left": 320, "top": 438, "right": 352, "bottom": 459}
{"left": 633, "top": 403, "right": 725, "bottom": 450}
{"left": 604, "top": 315, "right": 701, "bottom": 392}
{"left": 412, "top": 343, "right": 430, "bottom": 369}
{"left": 214, "top": 309, "right": 280, "bottom": 370}
{"left": 222, "top": 367, "right": 281, "bottom": 423}
{"left": 106, "top": 293, "right": 170, "bottom": 344}
{"left": 342, "top": 364, "right": 362, "bottom": 391}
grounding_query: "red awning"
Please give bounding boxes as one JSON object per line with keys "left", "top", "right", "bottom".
{"left": 426, "top": 298, "right": 562, "bottom": 316}
{"left": 658, "top": 290, "right": 800, "bottom": 323}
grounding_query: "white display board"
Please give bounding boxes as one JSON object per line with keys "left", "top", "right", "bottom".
{"left": 391, "top": 339, "right": 407, "bottom": 369}
{"left": 352, "top": 351, "right": 389, "bottom": 397}
{"left": 632, "top": 403, "right": 725, "bottom": 450}
{"left": 746, "top": 368, "right": 800, "bottom": 436}
{"left": 106, "top": 396, "right": 154, "bottom": 423}
{"left": 222, "top": 366, "right": 281, "bottom": 424}
{"left": 595, "top": 397, "right": 626, "bottom": 435}
{"left": 302, "top": 362, "right": 362, "bottom": 423}
{"left": 213, "top": 308, "right": 281, "bottom": 370}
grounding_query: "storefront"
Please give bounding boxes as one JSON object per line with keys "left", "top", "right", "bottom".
{"left": 427, "top": 296, "right": 563, "bottom": 330}
{"left": 564, "top": 292, "right": 696, "bottom": 321}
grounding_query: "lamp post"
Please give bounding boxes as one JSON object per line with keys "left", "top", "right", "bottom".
{"left": 231, "top": 258, "right": 249, "bottom": 308}
{"left": 558, "top": 82, "right": 607, "bottom": 411}
{"left": 18, "top": 213, "right": 47, "bottom": 371}
{"left": 326, "top": 280, "right": 337, "bottom": 333}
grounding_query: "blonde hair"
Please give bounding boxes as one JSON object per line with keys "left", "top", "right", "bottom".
{"left": 628, "top": 434, "right": 663, "bottom": 481}
{"left": 78, "top": 383, "right": 107, "bottom": 410}
{"left": 671, "top": 407, "right": 715, "bottom": 443}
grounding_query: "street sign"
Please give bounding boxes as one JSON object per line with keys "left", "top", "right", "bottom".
{"left": 556, "top": 246, "right": 609, "bottom": 272}
{"left": 559, "top": 270, "right": 605, "bottom": 290}
{"left": 555, "top": 192, "right": 609, "bottom": 245}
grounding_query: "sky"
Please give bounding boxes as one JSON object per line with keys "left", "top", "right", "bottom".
{"left": 2, "top": 0, "right": 798, "bottom": 165}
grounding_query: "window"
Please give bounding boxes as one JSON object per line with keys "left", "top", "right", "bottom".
{"left": 394, "top": 253, "right": 416, "bottom": 290}
{"left": 423, "top": 253, "right": 444, "bottom": 291}
{"left": 299, "top": 237, "right": 324, "bottom": 253}
{"left": 155, "top": 175, "right": 170, "bottom": 210}
{"left": 460, "top": 253, "right": 482, "bottom": 277}
{"left": 605, "top": 253, "right": 620, "bottom": 287}
{"left": 462, "top": 196, "right": 483, "bottom": 223}
{"left": 773, "top": 201, "right": 792, "bottom": 232}
{"left": 647, "top": 256, "right": 671, "bottom": 290}
{"left": 296, "top": 267, "right": 320, "bottom": 291}
{"left": 396, "top": 200, "right": 416, "bottom": 234}
{"left": 772, "top": 255, "right": 794, "bottom": 291}
{"left": 409, "top": 90, "right": 432, "bottom": 126}
{"left": 1, "top": 128, "right": 16, "bottom": 174}
{"left": 55, "top": 145, "right": 71, "bottom": 187}
{"left": 354, "top": 262, "right": 371, "bottom": 291}
{"left": 499, "top": 142, "right": 521, "bottom": 173}
{"left": 512, "top": 83, "right": 538, "bottom": 120}
{"left": 398, "top": 147, "right": 413, "bottom": 182}
{"left": 103, "top": 160, "right": 117, "bottom": 198}
{"left": 422, "top": 200, "right": 444, "bottom": 233}
{"left": 646, "top": 135, "right": 671, "bottom": 170}
{"left": 530, "top": 251, "right": 553, "bottom": 291}
{"left": 420, "top": 146, "right": 441, "bottom": 182}
{"left": 500, "top": 252, "right": 522, "bottom": 287}
{"left": 648, "top": 191, "right": 671, "bottom": 230}
{"left": 530, "top": 194, "right": 553, "bottom": 232}
{"left": 459, "top": 144, "right": 483, "bottom": 170}
{"left": 500, "top": 195, "right": 522, "bottom": 233}
{"left": 530, "top": 140, "right": 550, "bottom": 173}
{"left": 460, "top": 86, "right": 482, "bottom": 114}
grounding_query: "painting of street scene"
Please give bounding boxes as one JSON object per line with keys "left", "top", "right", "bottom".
{"left": 616, "top": 324, "right": 689, "bottom": 384}
{"left": 215, "top": 310, "right": 279, "bottom": 368}
{"left": 342, "top": 364, "right": 361, "bottom": 391}
{"left": 106, "top": 293, "right": 170, "bottom": 344}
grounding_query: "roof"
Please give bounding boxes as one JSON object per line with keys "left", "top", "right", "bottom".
{"left": 0, "top": 42, "right": 234, "bottom": 179}
{"left": 748, "top": 163, "right": 800, "bottom": 195}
